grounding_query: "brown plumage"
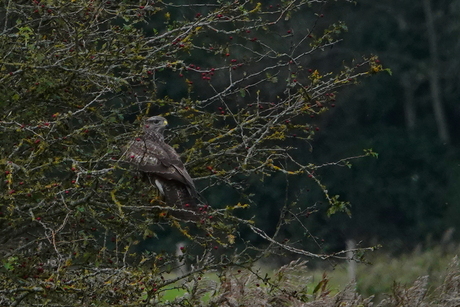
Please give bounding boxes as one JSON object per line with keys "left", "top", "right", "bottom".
{"left": 124, "top": 116, "right": 200, "bottom": 221}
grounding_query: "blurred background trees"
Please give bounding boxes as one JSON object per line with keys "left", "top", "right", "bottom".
{"left": 1, "top": 0, "right": 459, "bottom": 305}
{"left": 309, "top": 0, "right": 460, "bottom": 252}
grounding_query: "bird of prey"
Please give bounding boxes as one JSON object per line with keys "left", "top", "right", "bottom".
{"left": 124, "top": 116, "right": 201, "bottom": 221}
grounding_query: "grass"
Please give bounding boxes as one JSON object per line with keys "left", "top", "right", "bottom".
{"left": 157, "top": 244, "right": 460, "bottom": 305}
{"left": 303, "top": 243, "right": 460, "bottom": 301}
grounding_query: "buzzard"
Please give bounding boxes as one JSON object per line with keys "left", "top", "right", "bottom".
{"left": 124, "top": 116, "right": 201, "bottom": 221}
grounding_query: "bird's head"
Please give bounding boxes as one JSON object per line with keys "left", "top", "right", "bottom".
{"left": 144, "top": 116, "right": 169, "bottom": 135}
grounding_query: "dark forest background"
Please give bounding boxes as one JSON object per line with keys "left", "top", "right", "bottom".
{"left": 1, "top": 0, "right": 459, "bottom": 305}
{"left": 192, "top": 0, "right": 460, "bottom": 255}
{"left": 313, "top": 0, "right": 460, "bottom": 252}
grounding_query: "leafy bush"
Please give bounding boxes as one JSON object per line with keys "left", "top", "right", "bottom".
{"left": 0, "top": 0, "right": 383, "bottom": 305}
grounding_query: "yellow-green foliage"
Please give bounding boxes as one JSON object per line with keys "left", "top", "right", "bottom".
{"left": 0, "top": 0, "right": 384, "bottom": 305}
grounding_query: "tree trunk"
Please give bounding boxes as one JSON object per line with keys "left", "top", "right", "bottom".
{"left": 422, "top": 0, "right": 451, "bottom": 144}
{"left": 346, "top": 239, "right": 357, "bottom": 282}
{"left": 402, "top": 73, "right": 416, "bottom": 131}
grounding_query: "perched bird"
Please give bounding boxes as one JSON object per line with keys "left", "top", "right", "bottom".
{"left": 124, "top": 116, "right": 201, "bottom": 221}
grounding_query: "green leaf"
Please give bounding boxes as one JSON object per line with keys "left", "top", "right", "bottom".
{"left": 312, "top": 279, "right": 325, "bottom": 294}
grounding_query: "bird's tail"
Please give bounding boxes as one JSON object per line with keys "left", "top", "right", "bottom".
{"left": 162, "top": 181, "right": 202, "bottom": 221}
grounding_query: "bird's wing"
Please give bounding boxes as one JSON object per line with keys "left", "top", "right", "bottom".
{"left": 125, "top": 136, "right": 196, "bottom": 195}
{"left": 161, "top": 143, "right": 198, "bottom": 195}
